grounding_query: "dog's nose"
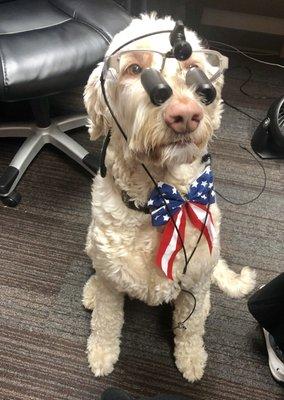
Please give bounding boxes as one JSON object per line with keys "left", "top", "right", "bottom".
{"left": 164, "top": 99, "right": 203, "bottom": 134}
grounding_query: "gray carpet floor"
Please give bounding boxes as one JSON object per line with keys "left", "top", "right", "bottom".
{"left": 0, "top": 55, "right": 283, "bottom": 400}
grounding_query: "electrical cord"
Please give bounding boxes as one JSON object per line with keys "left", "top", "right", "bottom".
{"left": 100, "top": 73, "right": 212, "bottom": 329}
{"left": 182, "top": 189, "right": 212, "bottom": 275}
{"left": 210, "top": 47, "right": 279, "bottom": 57}
{"left": 214, "top": 145, "right": 267, "bottom": 205}
{"left": 172, "top": 190, "right": 212, "bottom": 330}
{"left": 173, "top": 289, "right": 197, "bottom": 330}
{"left": 141, "top": 158, "right": 202, "bottom": 330}
{"left": 100, "top": 75, "right": 190, "bottom": 268}
{"left": 100, "top": 73, "right": 268, "bottom": 329}
{"left": 211, "top": 41, "right": 281, "bottom": 101}
{"left": 99, "top": 35, "right": 270, "bottom": 330}
{"left": 223, "top": 99, "right": 261, "bottom": 123}
{"left": 225, "top": 66, "right": 277, "bottom": 101}
{"left": 239, "top": 67, "right": 275, "bottom": 100}
{"left": 209, "top": 41, "right": 284, "bottom": 69}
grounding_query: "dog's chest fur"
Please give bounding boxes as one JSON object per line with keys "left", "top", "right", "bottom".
{"left": 86, "top": 158, "right": 221, "bottom": 306}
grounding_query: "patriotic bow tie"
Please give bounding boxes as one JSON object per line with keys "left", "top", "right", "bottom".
{"left": 148, "top": 165, "right": 216, "bottom": 280}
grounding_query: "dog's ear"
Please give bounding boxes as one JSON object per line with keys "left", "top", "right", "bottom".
{"left": 211, "top": 76, "right": 224, "bottom": 130}
{"left": 84, "top": 63, "right": 110, "bottom": 140}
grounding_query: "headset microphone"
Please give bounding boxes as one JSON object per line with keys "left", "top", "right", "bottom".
{"left": 169, "top": 21, "right": 192, "bottom": 61}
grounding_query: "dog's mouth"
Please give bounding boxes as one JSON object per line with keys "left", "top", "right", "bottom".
{"left": 151, "top": 134, "right": 193, "bottom": 157}
{"left": 165, "top": 132, "right": 193, "bottom": 148}
{"left": 172, "top": 136, "right": 192, "bottom": 146}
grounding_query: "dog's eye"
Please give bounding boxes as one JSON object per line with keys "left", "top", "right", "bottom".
{"left": 181, "top": 58, "right": 200, "bottom": 70}
{"left": 127, "top": 64, "right": 143, "bottom": 75}
{"left": 188, "top": 64, "right": 198, "bottom": 69}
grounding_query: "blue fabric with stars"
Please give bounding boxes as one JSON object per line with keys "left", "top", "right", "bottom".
{"left": 148, "top": 165, "right": 215, "bottom": 227}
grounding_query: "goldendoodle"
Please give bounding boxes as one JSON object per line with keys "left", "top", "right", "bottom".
{"left": 83, "top": 14, "right": 256, "bottom": 382}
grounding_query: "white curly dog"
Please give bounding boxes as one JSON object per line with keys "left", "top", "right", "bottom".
{"left": 83, "top": 14, "right": 256, "bottom": 382}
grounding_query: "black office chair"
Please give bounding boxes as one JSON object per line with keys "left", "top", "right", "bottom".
{"left": 0, "top": 0, "right": 130, "bottom": 206}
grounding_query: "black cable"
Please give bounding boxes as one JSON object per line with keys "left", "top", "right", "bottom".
{"left": 101, "top": 75, "right": 189, "bottom": 266}
{"left": 209, "top": 40, "right": 284, "bottom": 69}
{"left": 215, "top": 145, "right": 267, "bottom": 205}
{"left": 100, "top": 73, "right": 213, "bottom": 330}
{"left": 239, "top": 67, "right": 276, "bottom": 100}
{"left": 108, "top": 30, "right": 172, "bottom": 58}
{"left": 141, "top": 162, "right": 193, "bottom": 266}
{"left": 182, "top": 189, "right": 212, "bottom": 275}
{"left": 100, "top": 71, "right": 268, "bottom": 330}
{"left": 223, "top": 99, "right": 261, "bottom": 123}
{"left": 173, "top": 193, "right": 212, "bottom": 330}
{"left": 101, "top": 75, "right": 213, "bottom": 269}
{"left": 99, "top": 32, "right": 272, "bottom": 332}
{"left": 225, "top": 65, "right": 277, "bottom": 101}
{"left": 173, "top": 289, "right": 197, "bottom": 330}
{"left": 100, "top": 130, "right": 112, "bottom": 178}
{"left": 142, "top": 159, "right": 203, "bottom": 331}
{"left": 100, "top": 78, "right": 128, "bottom": 141}
{"left": 99, "top": 29, "right": 197, "bottom": 272}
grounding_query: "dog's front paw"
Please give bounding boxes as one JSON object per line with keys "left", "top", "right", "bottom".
{"left": 87, "top": 335, "right": 120, "bottom": 376}
{"left": 82, "top": 275, "right": 98, "bottom": 310}
{"left": 147, "top": 280, "right": 180, "bottom": 305}
{"left": 174, "top": 336, "right": 207, "bottom": 382}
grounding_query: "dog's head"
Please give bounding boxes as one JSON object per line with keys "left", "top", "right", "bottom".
{"left": 84, "top": 14, "right": 225, "bottom": 168}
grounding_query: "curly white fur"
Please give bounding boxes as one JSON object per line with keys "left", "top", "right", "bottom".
{"left": 83, "top": 14, "right": 256, "bottom": 382}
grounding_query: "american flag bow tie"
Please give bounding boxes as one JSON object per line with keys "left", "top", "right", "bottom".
{"left": 148, "top": 165, "right": 216, "bottom": 280}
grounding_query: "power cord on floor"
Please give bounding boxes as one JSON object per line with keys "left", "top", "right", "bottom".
{"left": 209, "top": 42, "right": 270, "bottom": 203}
{"left": 210, "top": 41, "right": 282, "bottom": 106}
{"left": 223, "top": 99, "right": 261, "bottom": 123}
{"left": 214, "top": 144, "right": 267, "bottom": 206}
{"left": 226, "top": 65, "right": 277, "bottom": 101}
{"left": 209, "top": 40, "right": 284, "bottom": 69}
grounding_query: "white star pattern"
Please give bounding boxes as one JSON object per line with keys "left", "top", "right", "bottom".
{"left": 148, "top": 166, "right": 215, "bottom": 233}
{"left": 146, "top": 164, "right": 217, "bottom": 279}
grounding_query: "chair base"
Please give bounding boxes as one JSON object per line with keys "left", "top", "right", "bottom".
{"left": 0, "top": 114, "right": 98, "bottom": 206}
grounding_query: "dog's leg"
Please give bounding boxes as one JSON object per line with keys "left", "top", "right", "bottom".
{"left": 82, "top": 275, "right": 98, "bottom": 310}
{"left": 173, "top": 285, "right": 210, "bottom": 382}
{"left": 212, "top": 258, "right": 256, "bottom": 298}
{"left": 85, "top": 275, "right": 124, "bottom": 376}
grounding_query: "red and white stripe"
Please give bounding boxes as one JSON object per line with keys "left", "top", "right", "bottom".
{"left": 156, "top": 202, "right": 216, "bottom": 280}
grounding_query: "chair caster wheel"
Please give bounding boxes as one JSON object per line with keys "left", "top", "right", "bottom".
{"left": 1, "top": 191, "right": 22, "bottom": 207}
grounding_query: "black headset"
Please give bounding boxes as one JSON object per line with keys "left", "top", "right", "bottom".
{"left": 101, "top": 21, "right": 217, "bottom": 108}
{"left": 140, "top": 22, "right": 216, "bottom": 106}
{"left": 98, "top": 22, "right": 217, "bottom": 328}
